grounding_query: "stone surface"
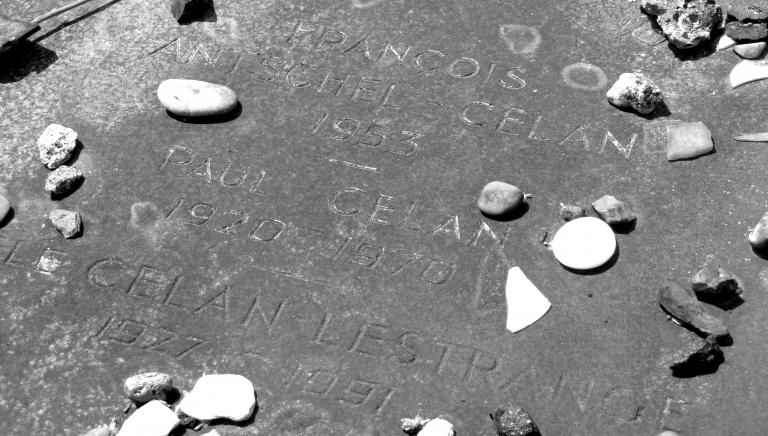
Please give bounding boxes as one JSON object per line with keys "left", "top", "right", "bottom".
{"left": 80, "top": 425, "right": 111, "bottom": 436}
{"left": 726, "top": 20, "right": 768, "bottom": 41}
{"left": 123, "top": 372, "right": 174, "bottom": 403}
{"left": 116, "top": 400, "right": 180, "bottom": 436}
{"left": 691, "top": 255, "right": 743, "bottom": 307}
{"left": 45, "top": 165, "right": 83, "bottom": 194}
{"left": 551, "top": 217, "right": 617, "bottom": 270}
{"left": 157, "top": 79, "right": 238, "bottom": 118}
{"left": 734, "top": 41, "right": 766, "bottom": 58}
{"left": 720, "top": 0, "right": 768, "bottom": 22}
{"left": 640, "top": 0, "right": 672, "bottom": 16}
{"left": 49, "top": 209, "right": 82, "bottom": 239}
{"left": 418, "top": 418, "right": 454, "bottom": 436}
{"left": 477, "top": 181, "right": 526, "bottom": 216}
{"left": 505, "top": 267, "right": 551, "bottom": 333}
{"left": 648, "top": 0, "right": 723, "bottom": 48}
{"left": 37, "top": 123, "right": 78, "bottom": 169}
{"left": 177, "top": 374, "right": 256, "bottom": 421}
{"left": 170, "top": 0, "right": 214, "bottom": 24}
{"left": 748, "top": 211, "right": 768, "bottom": 250}
{"left": 658, "top": 282, "right": 729, "bottom": 339}
{"left": 491, "top": 405, "right": 540, "bottom": 436}
{"left": 657, "top": 432, "right": 682, "bottom": 436}
{"left": 591, "top": 195, "right": 636, "bottom": 226}
{"left": 0, "top": 194, "right": 10, "bottom": 224}
{"left": 669, "top": 335, "right": 725, "bottom": 377}
{"left": 559, "top": 203, "right": 586, "bottom": 221}
{"left": 666, "top": 121, "right": 714, "bottom": 161}
{"left": 606, "top": 73, "right": 663, "bottom": 115}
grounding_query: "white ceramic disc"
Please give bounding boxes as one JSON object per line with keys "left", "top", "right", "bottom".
{"left": 551, "top": 217, "right": 616, "bottom": 270}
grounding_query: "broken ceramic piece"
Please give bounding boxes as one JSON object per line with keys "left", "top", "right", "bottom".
{"left": 658, "top": 282, "right": 729, "bottom": 339}
{"left": 491, "top": 404, "right": 540, "bottom": 436}
{"left": 551, "top": 217, "right": 616, "bottom": 270}
{"left": 115, "top": 400, "right": 180, "bottom": 436}
{"left": 666, "top": 121, "right": 714, "bottom": 160}
{"left": 669, "top": 335, "right": 724, "bottom": 377}
{"left": 734, "top": 132, "right": 768, "bottom": 142}
{"left": 177, "top": 374, "right": 256, "bottom": 422}
{"left": 504, "top": 267, "right": 551, "bottom": 333}
{"left": 730, "top": 59, "right": 768, "bottom": 87}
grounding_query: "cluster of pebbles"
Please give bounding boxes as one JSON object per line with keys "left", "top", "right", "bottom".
{"left": 400, "top": 404, "right": 541, "bottom": 436}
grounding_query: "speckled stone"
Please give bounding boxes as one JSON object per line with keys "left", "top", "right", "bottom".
{"left": 45, "top": 165, "right": 83, "bottom": 194}
{"left": 719, "top": 0, "right": 768, "bottom": 22}
{"left": 37, "top": 123, "right": 78, "bottom": 169}
{"left": 669, "top": 335, "right": 724, "bottom": 377}
{"left": 734, "top": 41, "right": 766, "bottom": 58}
{"left": 606, "top": 73, "right": 663, "bottom": 115}
{"left": 491, "top": 405, "right": 540, "bottom": 436}
{"left": 591, "top": 195, "right": 636, "bottom": 225}
{"left": 477, "top": 181, "right": 526, "bottom": 216}
{"left": 559, "top": 203, "right": 586, "bottom": 221}
{"left": 0, "top": 194, "right": 10, "bottom": 223}
{"left": 157, "top": 79, "right": 238, "bottom": 117}
{"left": 50, "top": 209, "right": 82, "bottom": 239}
{"left": 123, "top": 372, "right": 174, "bottom": 403}
{"left": 726, "top": 21, "right": 768, "bottom": 41}
{"left": 645, "top": 0, "right": 723, "bottom": 48}
{"left": 666, "top": 121, "right": 714, "bottom": 161}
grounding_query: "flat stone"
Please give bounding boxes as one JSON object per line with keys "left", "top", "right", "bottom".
{"left": 748, "top": 211, "right": 768, "bottom": 250}
{"left": 177, "top": 374, "right": 256, "bottom": 422}
{"left": 491, "top": 404, "right": 540, "bottom": 436}
{"left": 666, "top": 121, "right": 714, "bottom": 161}
{"left": 551, "top": 217, "right": 617, "bottom": 270}
{"left": 719, "top": 0, "right": 768, "bottom": 22}
{"left": 157, "top": 79, "right": 238, "bottom": 118}
{"left": 0, "top": 194, "right": 10, "bottom": 224}
{"left": 45, "top": 165, "right": 83, "bottom": 194}
{"left": 591, "top": 195, "right": 636, "bottom": 226}
{"left": 170, "top": 0, "right": 214, "bottom": 24}
{"left": 505, "top": 267, "right": 551, "bottom": 333}
{"left": 669, "top": 335, "right": 724, "bottom": 377}
{"left": 658, "top": 281, "right": 729, "bottom": 339}
{"left": 734, "top": 41, "right": 766, "bottom": 58}
{"left": 606, "top": 72, "right": 663, "bottom": 115}
{"left": 418, "top": 418, "right": 454, "bottom": 436}
{"left": 116, "top": 400, "right": 180, "bottom": 436}
{"left": 37, "top": 124, "right": 78, "bottom": 169}
{"left": 49, "top": 209, "right": 82, "bottom": 239}
{"left": 477, "top": 181, "right": 526, "bottom": 216}
{"left": 653, "top": 0, "right": 723, "bottom": 48}
{"left": 726, "top": 20, "right": 768, "bottom": 41}
{"left": 123, "top": 372, "right": 174, "bottom": 403}
{"left": 691, "top": 255, "right": 743, "bottom": 307}
{"left": 730, "top": 59, "right": 768, "bottom": 87}
{"left": 559, "top": 203, "right": 586, "bottom": 221}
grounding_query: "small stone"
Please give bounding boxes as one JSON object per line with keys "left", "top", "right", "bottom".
{"left": 606, "top": 73, "right": 663, "bottom": 115}
{"left": 45, "top": 165, "right": 83, "bottom": 194}
{"left": 658, "top": 281, "right": 729, "bottom": 339}
{"left": 0, "top": 194, "right": 10, "bottom": 224}
{"left": 591, "top": 195, "right": 636, "bottom": 226}
{"left": 653, "top": 0, "right": 723, "bottom": 48}
{"left": 734, "top": 41, "right": 766, "bottom": 58}
{"left": 726, "top": 20, "right": 768, "bottom": 41}
{"left": 123, "top": 372, "right": 175, "bottom": 403}
{"left": 669, "top": 335, "right": 724, "bottom": 377}
{"left": 551, "top": 217, "right": 617, "bottom": 270}
{"left": 666, "top": 121, "right": 714, "bottom": 161}
{"left": 401, "top": 415, "right": 429, "bottom": 434}
{"left": 477, "top": 181, "right": 526, "bottom": 216}
{"left": 49, "top": 209, "right": 82, "bottom": 239}
{"left": 559, "top": 203, "right": 586, "bottom": 221}
{"left": 170, "top": 0, "right": 214, "bottom": 24}
{"left": 157, "top": 79, "right": 238, "bottom": 118}
{"left": 417, "top": 418, "right": 454, "bottom": 436}
{"left": 691, "top": 255, "right": 743, "bottom": 307}
{"left": 748, "top": 211, "right": 768, "bottom": 250}
{"left": 491, "top": 404, "right": 540, "bottom": 436}
{"left": 116, "top": 401, "right": 180, "bottom": 436}
{"left": 177, "top": 374, "right": 256, "bottom": 422}
{"left": 37, "top": 124, "right": 78, "bottom": 169}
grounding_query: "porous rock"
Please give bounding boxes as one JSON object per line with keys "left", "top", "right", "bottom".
{"left": 644, "top": 0, "right": 723, "bottom": 48}
{"left": 691, "top": 255, "right": 743, "bottom": 307}
{"left": 157, "top": 79, "right": 238, "bottom": 118}
{"left": 726, "top": 21, "right": 768, "bottom": 41}
{"left": 123, "top": 372, "right": 174, "bottom": 403}
{"left": 477, "top": 181, "right": 526, "bottom": 216}
{"left": 49, "top": 209, "right": 82, "bottom": 239}
{"left": 606, "top": 73, "right": 663, "bottom": 115}
{"left": 45, "top": 165, "right": 83, "bottom": 194}
{"left": 734, "top": 41, "right": 766, "bottom": 58}
{"left": 491, "top": 404, "right": 540, "bottom": 436}
{"left": 37, "top": 123, "right": 78, "bottom": 169}
{"left": 749, "top": 211, "right": 768, "bottom": 250}
{"left": 417, "top": 418, "right": 454, "bottom": 436}
{"left": 591, "top": 195, "right": 636, "bottom": 226}
{"left": 666, "top": 121, "right": 714, "bottom": 161}
{"left": 658, "top": 281, "right": 729, "bottom": 339}
{"left": 177, "top": 374, "right": 256, "bottom": 422}
{"left": 669, "top": 335, "right": 724, "bottom": 377}
{"left": 559, "top": 203, "right": 586, "bottom": 221}
{"left": 116, "top": 400, "right": 180, "bottom": 436}
{"left": 170, "top": 0, "right": 214, "bottom": 24}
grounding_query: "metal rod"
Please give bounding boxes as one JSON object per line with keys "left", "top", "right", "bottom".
{"left": 31, "top": 0, "right": 97, "bottom": 24}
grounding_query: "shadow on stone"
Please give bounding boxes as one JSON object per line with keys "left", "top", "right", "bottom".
{"left": 610, "top": 219, "right": 637, "bottom": 234}
{"left": 0, "top": 207, "right": 14, "bottom": 228}
{"left": 31, "top": 0, "right": 125, "bottom": 43}
{"left": 173, "top": 0, "right": 217, "bottom": 25}
{"left": 166, "top": 101, "right": 242, "bottom": 124}
{"left": 668, "top": 33, "right": 719, "bottom": 61}
{"left": 50, "top": 176, "right": 85, "bottom": 201}
{"left": 480, "top": 202, "right": 529, "bottom": 222}
{"left": 206, "top": 391, "right": 259, "bottom": 427}
{"left": 0, "top": 39, "right": 57, "bottom": 83}
{"left": 697, "top": 293, "right": 745, "bottom": 311}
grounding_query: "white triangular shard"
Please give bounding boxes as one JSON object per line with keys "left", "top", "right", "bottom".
{"left": 116, "top": 401, "right": 180, "bottom": 436}
{"left": 734, "top": 132, "right": 768, "bottom": 142}
{"left": 716, "top": 34, "right": 736, "bottom": 51}
{"left": 730, "top": 60, "right": 768, "bottom": 88}
{"left": 505, "top": 267, "right": 551, "bottom": 333}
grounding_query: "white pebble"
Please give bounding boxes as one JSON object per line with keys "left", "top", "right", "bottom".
{"left": 177, "top": 374, "right": 256, "bottom": 422}
{"left": 551, "top": 217, "right": 616, "bottom": 270}
{"left": 37, "top": 124, "right": 77, "bottom": 169}
{"left": 116, "top": 400, "right": 179, "bottom": 436}
{"left": 418, "top": 418, "right": 454, "bottom": 436}
{"left": 157, "top": 79, "right": 238, "bottom": 117}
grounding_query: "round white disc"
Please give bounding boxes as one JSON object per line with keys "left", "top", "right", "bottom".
{"left": 551, "top": 217, "right": 616, "bottom": 270}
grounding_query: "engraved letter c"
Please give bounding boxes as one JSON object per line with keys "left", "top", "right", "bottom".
{"left": 87, "top": 258, "right": 128, "bottom": 288}
{"left": 329, "top": 187, "right": 366, "bottom": 216}
{"left": 460, "top": 101, "right": 494, "bottom": 127}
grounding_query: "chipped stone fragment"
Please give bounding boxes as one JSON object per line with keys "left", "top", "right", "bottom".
{"left": 717, "top": 33, "right": 738, "bottom": 50}
{"left": 606, "top": 73, "right": 663, "bottom": 115}
{"left": 691, "top": 255, "right": 743, "bottom": 307}
{"left": 748, "top": 211, "right": 768, "bottom": 250}
{"left": 591, "top": 195, "right": 636, "bottom": 226}
{"left": 177, "top": 374, "right": 256, "bottom": 422}
{"left": 478, "top": 181, "right": 527, "bottom": 216}
{"left": 505, "top": 267, "right": 551, "bottom": 332}
{"left": 417, "top": 418, "right": 454, "bottom": 436}
{"left": 670, "top": 335, "right": 724, "bottom": 377}
{"left": 45, "top": 165, "right": 83, "bottom": 194}
{"left": 401, "top": 415, "right": 429, "bottom": 434}
{"left": 123, "top": 372, "right": 175, "bottom": 403}
{"left": 170, "top": 0, "right": 214, "bottom": 24}
{"left": 645, "top": 0, "right": 723, "bottom": 48}
{"left": 49, "top": 209, "right": 82, "bottom": 239}
{"left": 116, "top": 400, "right": 180, "bottom": 436}
{"left": 157, "top": 79, "right": 238, "bottom": 118}
{"left": 551, "top": 217, "right": 617, "bottom": 270}
{"left": 658, "top": 281, "right": 729, "bottom": 339}
{"left": 491, "top": 404, "right": 540, "bottom": 436}
{"left": 734, "top": 41, "right": 766, "bottom": 58}
{"left": 726, "top": 20, "right": 768, "bottom": 41}
{"left": 666, "top": 121, "right": 714, "bottom": 161}
{"left": 559, "top": 203, "right": 586, "bottom": 221}
{"left": 730, "top": 59, "right": 768, "bottom": 87}
{"left": 37, "top": 123, "right": 77, "bottom": 169}
{"left": 0, "top": 194, "right": 10, "bottom": 224}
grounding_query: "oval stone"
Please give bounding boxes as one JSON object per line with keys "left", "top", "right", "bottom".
{"left": 477, "top": 181, "right": 525, "bottom": 216}
{"left": 734, "top": 41, "right": 766, "bottom": 59}
{"left": 157, "top": 79, "right": 238, "bottom": 117}
{"left": 551, "top": 217, "right": 616, "bottom": 270}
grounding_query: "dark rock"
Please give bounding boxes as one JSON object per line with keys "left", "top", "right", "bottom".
{"left": 491, "top": 405, "right": 540, "bottom": 436}
{"left": 726, "top": 21, "right": 768, "bottom": 41}
{"left": 591, "top": 195, "right": 637, "bottom": 226}
{"left": 170, "top": 0, "right": 214, "bottom": 24}
{"left": 658, "top": 281, "right": 729, "bottom": 339}
{"left": 641, "top": 0, "right": 672, "bottom": 16}
{"left": 691, "top": 255, "right": 743, "bottom": 308}
{"left": 559, "top": 203, "right": 586, "bottom": 221}
{"left": 670, "top": 335, "right": 725, "bottom": 377}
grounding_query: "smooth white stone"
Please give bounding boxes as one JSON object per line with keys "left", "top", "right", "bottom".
{"left": 716, "top": 34, "right": 737, "bottom": 51}
{"left": 730, "top": 59, "right": 768, "bottom": 88}
{"left": 418, "top": 418, "right": 455, "bottom": 436}
{"left": 116, "top": 401, "right": 179, "bottom": 436}
{"left": 157, "top": 79, "right": 238, "bottom": 117}
{"left": 551, "top": 217, "right": 616, "bottom": 270}
{"left": 177, "top": 374, "right": 256, "bottom": 421}
{"left": 734, "top": 41, "right": 766, "bottom": 59}
{"left": 505, "top": 267, "right": 551, "bottom": 333}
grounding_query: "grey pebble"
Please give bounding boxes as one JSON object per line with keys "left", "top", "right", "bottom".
{"left": 591, "top": 195, "right": 636, "bottom": 226}
{"left": 45, "top": 165, "right": 83, "bottom": 194}
{"left": 491, "top": 404, "right": 540, "bottom": 436}
{"left": 606, "top": 73, "right": 663, "bottom": 115}
{"left": 559, "top": 203, "right": 586, "bottom": 221}
{"left": 691, "top": 255, "right": 743, "bottom": 307}
{"left": 658, "top": 281, "right": 729, "bottom": 339}
{"left": 49, "top": 209, "right": 82, "bottom": 239}
{"left": 478, "top": 181, "right": 526, "bottom": 216}
{"left": 123, "top": 372, "right": 175, "bottom": 403}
